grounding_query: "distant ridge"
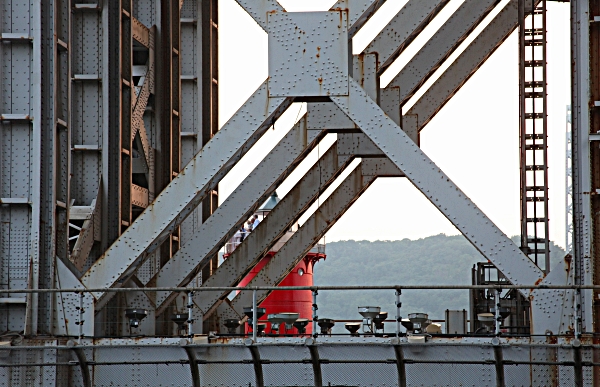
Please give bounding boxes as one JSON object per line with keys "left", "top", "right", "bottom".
{"left": 313, "top": 234, "right": 565, "bottom": 321}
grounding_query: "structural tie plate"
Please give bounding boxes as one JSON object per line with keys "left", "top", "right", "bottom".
{"left": 267, "top": 11, "right": 349, "bottom": 97}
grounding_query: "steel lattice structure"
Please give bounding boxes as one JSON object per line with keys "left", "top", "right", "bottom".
{"left": 0, "top": 0, "right": 597, "bottom": 385}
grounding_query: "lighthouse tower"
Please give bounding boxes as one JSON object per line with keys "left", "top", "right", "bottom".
{"left": 236, "top": 192, "right": 326, "bottom": 335}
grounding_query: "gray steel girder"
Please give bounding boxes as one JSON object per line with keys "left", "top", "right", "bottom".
{"left": 81, "top": 81, "right": 292, "bottom": 304}
{"left": 332, "top": 79, "right": 543, "bottom": 292}
{"left": 235, "top": 0, "right": 284, "bottom": 32}
{"left": 151, "top": 117, "right": 317, "bottom": 313}
{"left": 405, "top": 0, "right": 535, "bottom": 131}
{"left": 225, "top": 164, "right": 377, "bottom": 319}
{"left": 329, "top": 0, "right": 387, "bottom": 37}
{"left": 196, "top": 144, "right": 349, "bottom": 317}
{"left": 388, "top": 0, "right": 499, "bottom": 104}
{"left": 365, "top": 0, "right": 449, "bottom": 72}
{"left": 571, "top": 0, "right": 592, "bottom": 334}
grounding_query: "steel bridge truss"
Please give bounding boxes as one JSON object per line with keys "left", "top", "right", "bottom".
{"left": 0, "top": 0, "right": 584, "bottom": 347}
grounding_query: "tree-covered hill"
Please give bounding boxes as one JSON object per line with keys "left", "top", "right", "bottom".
{"left": 313, "top": 234, "right": 565, "bottom": 323}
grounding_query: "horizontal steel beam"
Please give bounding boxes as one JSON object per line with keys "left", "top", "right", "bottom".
{"left": 81, "top": 81, "right": 292, "bottom": 306}
{"left": 333, "top": 79, "right": 543, "bottom": 291}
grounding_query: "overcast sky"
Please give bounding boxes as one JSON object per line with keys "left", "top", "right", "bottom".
{"left": 217, "top": 0, "right": 571, "bottom": 249}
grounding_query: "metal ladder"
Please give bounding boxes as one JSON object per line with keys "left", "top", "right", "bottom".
{"left": 518, "top": 0, "right": 550, "bottom": 273}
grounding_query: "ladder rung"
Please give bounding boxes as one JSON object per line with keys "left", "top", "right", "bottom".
{"left": 524, "top": 39, "right": 544, "bottom": 46}
{"left": 525, "top": 134, "right": 544, "bottom": 140}
{"left": 526, "top": 186, "right": 545, "bottom": 191}
{"left": 525, "top": 144, "right": 545, "bottom": 150}
{"left": 525, "top": 81, "right": 545, "bottom": 88}
{"left": 525, "top": 165, "right": 545, "bottom": 171}
{"left": 525, "top": 196, "right": 546, "bottom": 202}
{"left": 524, "top": 113, "right": 544, "bottom": 119}
{"left": 527, "top": 237, "right": 547, "bottom": 243}
{"left": 524, "top": 91, "right": 544, "bottom": 98}
{"left": 524, "top": 28, "right": 544, "bottom": 36}
{"left": 526, "top": 217, "right": 547, "bottom": 222}
{"left": 524, "top": 60, "right": 544, "bottom": 67}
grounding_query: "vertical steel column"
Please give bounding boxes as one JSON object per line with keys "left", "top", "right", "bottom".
{"left": 121, "top": 1, "right": 133, "bottom": 233}
{"left": 101, "top": 0, "right": 133, "bottom": 336}
{"left": 104, "top": 1, "right": 123, "bottom": 248}
{"left": 70, "top": 2, "right": 103, "bottom": 269}
{"left": 53, "top": 0, "right": 71, "bottom": 268}
{"left": 159, "top": 0, "right": 182, "bottom": 266}
{"left": 26, "top": 0, "right": 43, "bottom": 336}
{"left": 200, "top": 0, "right": 219, "bottom": 283}
{"left": 518, "top": 0, "right": 551, "bottom": 273}
{"left": 566, "top": 105, "right": 574, "bottom": 254}
{"left": 588, "top": 0, "right": 600, "bottom": 345}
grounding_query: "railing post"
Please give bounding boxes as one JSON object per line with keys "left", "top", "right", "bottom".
{"left": 75, "top": 292, "right": 85, "bottom": 341}
{"left": 187, "top": 291, "right": 194, "bottom": 337}
{"left": 494, "top": 288, "right": 501, "bottom": 335}
{"left": 395, "top": 289, "right": 402, "bottom": 337}
{"left": 252, "top": 289, "right": 258, "bottom": 342}
{"left": 312, "top": 290, "right": 318, "bottom": 338}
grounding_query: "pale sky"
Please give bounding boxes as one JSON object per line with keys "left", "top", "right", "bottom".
{"left": 217, "top": 0, "right": 571, "bottom": 249}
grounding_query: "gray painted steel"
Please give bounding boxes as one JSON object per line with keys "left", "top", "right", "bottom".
{"left": 388, "top": 0, "right": 498, "bottom": 104}
{"left": 405, "top": 0, "right": 536, "bottom": 131}
{"left": 0, "top": 1, "right": 594, "bottom": 384}
{"left": 81, "top": 81, "right": 292, "bottom": 304}
{"left": 152, "top": 118, "right": 315, "bottom": 312}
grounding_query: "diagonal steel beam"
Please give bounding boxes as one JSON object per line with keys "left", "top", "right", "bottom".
{"left": 365, "top": 0, "right": 450, "bottom": 72}
{"left": 151, "top": 117, "right": 319, "bottom": 313}
{"left": 329, "top": 0, "right": 387, "bottom": 37}
{"left": 332, "top": 78, "right": 543, "bottom": 292}
{"left": 404, "top": 0, "right": 536, "bottom": 131}
{"left": 81, "top": 81, "right": 292, "bottom": 304}
{"left": 209, "top": 158, "right": 403, "bottom": 323}
{"left": 235, "top": 0, "right": 284, "bottom": 32}
{"left": 223, "top": 163, "right": 377, "bottom": 319}
{"left": 195, "top": 144, "right": 349, "bottom": 317}
{"left": 388, "top": 0, "right": 499, "bottom": 104}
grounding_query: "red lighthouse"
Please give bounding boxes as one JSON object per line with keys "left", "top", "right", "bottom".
{"left": 232, "top": 192, "right": 325, "bottom": 335}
